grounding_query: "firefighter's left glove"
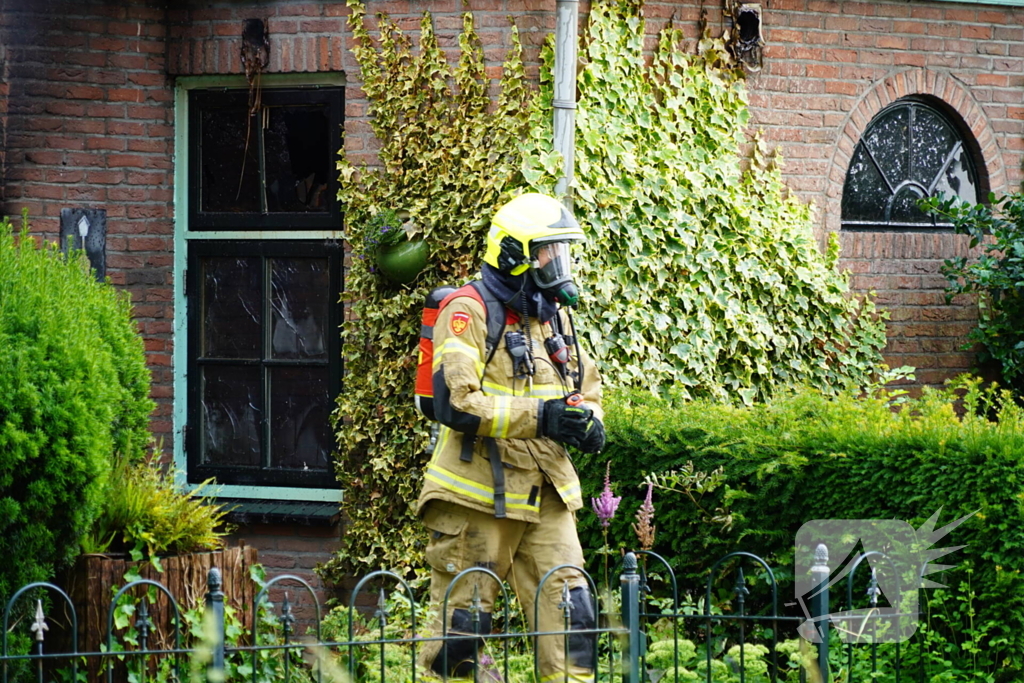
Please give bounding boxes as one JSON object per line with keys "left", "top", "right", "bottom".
{"left": 541, "top": 399, "right": 593, "bottom": 447}
{"left": 577, "top": 417, "right": 606, "bottom": 454}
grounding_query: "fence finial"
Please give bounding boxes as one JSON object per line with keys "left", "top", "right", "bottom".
{"left": 207, "top": 567, "right": 223, "bottom": 594}
{"left": 30, "top": 600, "right": 48, "bottom": 643}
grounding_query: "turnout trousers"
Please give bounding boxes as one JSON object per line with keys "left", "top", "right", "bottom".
{"left": 419, "top": 484, "right": 596, "bottom": 683}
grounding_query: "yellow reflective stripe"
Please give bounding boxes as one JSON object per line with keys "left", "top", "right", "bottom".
{"left": 482, "top": 382, "right": 565, "bottom": 398}
{"left": 482, "top": 380, "right": 513, "bottom": 396}
{"left": 539, "top": 673, "right": 594, "bottom": 683}
{"left": 433, "top": 425, "right": 452, "bottom": 456}
{"left": 425, "top": 465, "right": 493, "bottom": 505}
{"left": 425, "top": 464, "right": 541, "bottom": 512}
{"left": 524, "top": 384, "right": 566, "bottom": 399}
{"left": 557, "top": 481, "right": 582, "bottom": 503}
{"left": 489, "top": 396, "right": 511, "bottom": 438}
{"left": 434, "top": 338, "right": 484, "bottom": 375}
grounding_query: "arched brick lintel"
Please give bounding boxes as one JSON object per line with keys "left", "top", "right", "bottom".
{"left": 823, "top": 68, "right": 1008, "bottom": 238}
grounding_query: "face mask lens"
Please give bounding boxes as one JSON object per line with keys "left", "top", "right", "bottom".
{"left": 531, "top": 241, "right": 571, "bottom": 288}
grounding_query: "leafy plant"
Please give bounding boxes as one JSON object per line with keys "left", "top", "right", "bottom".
{"left": 95, "top": 564, "right": 318, "bottom": 683}
{"left": 359, "top": 209, "right": 415, "bottom": 266}
{"left": 520, "top": 0, "right": 887, "bottom": 403}
{"left": 923, "top": 193, "right": 1024, "bottom": 392}
{"left": 326, "top": 0, "right": 889, "bottom": 581}
{"left": 576, "top": 378, "right": 1024, "bottom": 681}
{"left": 0, "top": 213, "right": 153, "bottom": 599}
{"left": 81, "top": 455, "right": 232, "bottom": 560}
{"left": 324, "top": 1, "right": 534, "bottom": 580}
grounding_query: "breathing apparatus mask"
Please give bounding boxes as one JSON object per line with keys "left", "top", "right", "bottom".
{"left": 530, "top": 239, "right": 579, "bottom": 308}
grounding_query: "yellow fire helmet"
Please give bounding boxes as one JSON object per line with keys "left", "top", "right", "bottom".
{"left": 483, "top": 193, "right": 585, "bottom": 278}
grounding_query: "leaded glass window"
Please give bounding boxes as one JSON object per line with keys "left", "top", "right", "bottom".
{"left": 186, "top": 241, "right": 342, "bottom": 488}
{"left": 842, "top": 98, "right": 980, "bottom": 231}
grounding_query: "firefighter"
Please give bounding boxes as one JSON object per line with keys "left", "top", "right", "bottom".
{"left": 417, "top": 193, "right": 605, "bottom": 682}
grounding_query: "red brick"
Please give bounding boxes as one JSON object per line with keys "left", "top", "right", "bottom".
{"left": 85, "top": 137, "right": 126, "bottom": 151}
{"left": 86, "top": 170, "right": 126, "bottom": 184}
{"left": 126, "top": 104, "right": 168, "bottom": 120}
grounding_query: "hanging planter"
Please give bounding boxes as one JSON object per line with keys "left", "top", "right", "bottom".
{"left": 364, "top": 209, "right": 428, "bottom": 285}
{"left": 377, "top": 236, "right": 428, "bottom": 284}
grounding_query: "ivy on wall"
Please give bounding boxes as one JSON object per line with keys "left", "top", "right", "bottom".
{"left": 522, "top": 0, "right": 887, "bottom": 403}
{"left": 324, "top": 0, "right": 888, "bottom": 579}
{"left": 322, "top": 1, "right": 535, "bottom": 579}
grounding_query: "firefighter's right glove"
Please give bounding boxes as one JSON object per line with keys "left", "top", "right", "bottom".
{"left": 540, "top": 398, "right": 593, "bottom": 447}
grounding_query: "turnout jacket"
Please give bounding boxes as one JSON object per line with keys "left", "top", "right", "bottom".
{"left": 416, "top": 292, "right": 603, "bottom": 524}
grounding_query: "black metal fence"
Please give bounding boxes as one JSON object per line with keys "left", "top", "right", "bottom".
{"left": 2, "top": 545, "right": 932, "bottom": 683}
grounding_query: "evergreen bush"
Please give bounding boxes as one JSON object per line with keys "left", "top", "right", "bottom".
{"left": 0, "top": 216, "right": 154, "bottom": 600}
{"left": 576, "top": 379, "right": 1024, "bottom": 680}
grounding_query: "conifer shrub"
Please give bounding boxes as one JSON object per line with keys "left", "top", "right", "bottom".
{"left": 0, "top": 216, "right": 154, "bottom": 600}
{"left": 577, "top": 380, "right": 1024, "bottom": 680}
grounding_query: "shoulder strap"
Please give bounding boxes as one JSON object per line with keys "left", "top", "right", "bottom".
{"left": 469, "top": 280, "right": 506, "bottom": 366}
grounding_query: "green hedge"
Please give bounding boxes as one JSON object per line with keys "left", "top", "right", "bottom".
{"left": 576, "top": 380, "right": 1024, "bottom": 680}
{"left": 0, "top": 218, "right": 154, "bottom": 600}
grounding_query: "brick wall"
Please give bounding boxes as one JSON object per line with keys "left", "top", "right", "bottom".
{"left": 225, "top": 524, "right": 344, "bottom": 630}
{"left": 0, "top": 0, "right": 176, "bottom": 436}
{"left": 697, "top": 0, "right": 1024, "bottom": 388}
{"left": 4, "top": 0, "right": 1023, "bottom": 617}
{"left": 165, "top": 0, "right": 556, "bottom": 171}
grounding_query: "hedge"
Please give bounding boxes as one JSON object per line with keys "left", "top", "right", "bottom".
{"left": 576, "top": 380, "right": 1024, "bottom": 680}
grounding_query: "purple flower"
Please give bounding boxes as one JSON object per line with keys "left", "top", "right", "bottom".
{"left": 591, "top": 462, "right": 621, "bottom": 528}
{"left": 633, "top": 482, "right": 655, "bottom": 551}
{"left": 478, "top": 654, "right": 503, "bottom": 683}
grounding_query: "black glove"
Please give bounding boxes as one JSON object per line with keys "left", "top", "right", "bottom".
{"left": 577, "top": 416, "right": 606, "bottom": 454}
{"left": 541, "top": 398, "right": 593, "bottom": 447}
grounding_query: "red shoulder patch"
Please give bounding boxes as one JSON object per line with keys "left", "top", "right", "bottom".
{"left": 450, "top": 310, "right": 471, "bottom": 336}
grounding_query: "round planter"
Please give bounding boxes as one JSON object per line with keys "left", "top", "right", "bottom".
{"left": 377, "top": 238, "right": 428, "bottom": 284}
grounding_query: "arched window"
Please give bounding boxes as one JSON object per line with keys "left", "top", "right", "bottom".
{"left": 842, "top": 97, "right": 981, "bottom": 231}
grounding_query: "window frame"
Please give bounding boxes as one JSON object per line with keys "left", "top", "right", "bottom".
{"left": 841, "top": 97, "right": 983, "bottom": 232}
{"left": 185, "top": 239, "right": 343, "bottom": 489}
{"left": 173, "top": 74, "right": 346, "bottom": 503}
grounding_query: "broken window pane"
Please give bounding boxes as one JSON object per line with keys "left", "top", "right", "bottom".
{"left": 194, "top": 90, "right": 336, "bottom": 218}
{"left": 910, "top": 108, "right": 955, "bottom": 189}
{"left": 264, "top": 105, "right": 331, "bottom": 213}
{"left": 842, "top": 98, "right": 980, "bottom": 230}
{"left": 201, "top": 365, "right": 262, "bottom": 467}
{"left": 270, "top": 366, "right": 332, "bottom": 471}
{"left": 202, "top": 256, "right": 261, "bottom": 359}
{"left": 199, "top": 106, "right": 262, "bottom": 214}
{"left": 271, "top": 257, "right": 328, "bottom": 360}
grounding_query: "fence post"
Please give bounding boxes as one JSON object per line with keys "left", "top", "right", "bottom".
{"left": 205, "top": 567, "right": 226, "bottom": 682}
{"left": 620, "top": 552, "right": 642, "bottom": 683}
{"left": 810, "top": 544, "right": 830, "bottom": 683}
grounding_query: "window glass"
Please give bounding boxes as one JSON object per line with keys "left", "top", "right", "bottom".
{"left": 201, "top": 365, "right": 262, "bottom": 468}
{"left": 202, "top": 256, "right": 261, "bottom": 358}
{"left": 842, "top": 99, "right": 980, "bottom": 230}
{"left": 189, "top": 88, "right": 342, "bottom": 230}
{"left": 270, "top": 366, "right": 332, "bottom": 471}
{"left": 271, "top": 257, "right": 328, "bottom": 360}
{"left": 188, "top": 242, "right": 341, "bottom": 489}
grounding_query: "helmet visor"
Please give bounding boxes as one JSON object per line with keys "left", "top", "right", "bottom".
{"left": 530, "top": 241, "right": 573, "bottom": 289}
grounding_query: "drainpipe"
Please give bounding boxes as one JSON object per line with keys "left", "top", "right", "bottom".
{"left": 553, "top": 0, "right": 578, "bottom": 208}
